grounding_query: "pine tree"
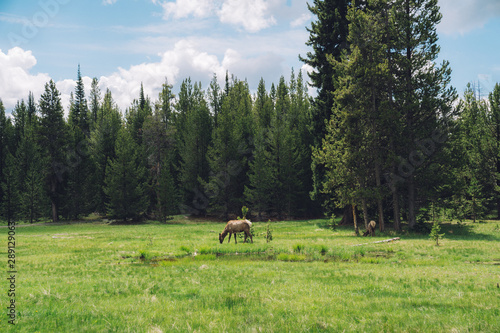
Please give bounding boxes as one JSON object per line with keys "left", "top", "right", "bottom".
{"left": 300, "top": 0, "right": 351, "bottom": 143}
{"left": 14, "top": 104, "right": 44, "bottom": 223}
{"left": 290, "top": 69, "right": 315, "bottom": 216}
{"left": 1, "top": 152, "right": 19, "bottom": 222}
{"left": 27, "top": 91, "right": 37, "bottom": 126}
{"left": 266, "top": 76, "right": 304, "bottom": 219}
{"left": 391, "top": 0, "right": 457, "bottom": 229}
{"left": 67, "top": 66, "right": 92, "bottom": 219}
{"left": 156, "top": 78, "right": 175, "bottom": 127}
{"left": 244, "top": 128, "right": 273, "bottom": 219}
{"left": 12, "top": 100, "right": 27, "bottom": 147}
{"left": 452, "top": 85, "right": 491, "bottom": 222}
{"left": 89, "top": 89, "right": 122, "bottom": 213}
{"left": 246, "top": 78, "right": 273, "bottom": 218}
{"left": 89, "top": 77, "right": 101, "bottom": 126}
{"left": 254, "top": 78, "right": 273, "bottom": 130}
{"left": 208, "top": 74, "right": 222, "bottom": 127}
{"left": 301, "top": 0, "right": 355, "bottom": 221}
{"left": 143, "top": 109, "right": 177, "bottom": 221}
{"left": 69, "top": 65, "right": 90, "bottom": 134}
{"left": 488, "top": 83, "right": 500, "bottom": 218}
{"left": 313, "top": 0, "right": 392, "bottom": 232}
{"left": 104, "top": 127, "right": 147, "bottom": 221}
{"left": 178, "top": 82, "right": 212, "bottom": 214}
{"left": 156, "top": 155, "right": 178, "bottom": 222}
{"left": 38, "top": 80, "right": 68, "bottom": 222}
{"left": 336, "top": 1, "right": 391, "bottom": 230}
{"left": 0, "top": 100, "right": 9, "bottom": 210}
{"left": 18, "top": 135, "right": 46, "bottom": 223}
{"left": 204, "top": 80, "right": 254, "bottom": 218}
{"left": 126, "top": 83, "right": 153, "bottom": 145}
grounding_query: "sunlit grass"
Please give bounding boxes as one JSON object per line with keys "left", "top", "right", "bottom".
{"left": 1, "top": 217, "right": 499, "bottom": 332}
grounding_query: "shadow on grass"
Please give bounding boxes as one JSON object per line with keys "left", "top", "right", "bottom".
{"left": 316, "top": 220, "right": 500, "bottom": 241}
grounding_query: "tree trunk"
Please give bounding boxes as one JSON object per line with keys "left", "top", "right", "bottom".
{"left": 375, "top": 162, "right": 385, "bottom": 232}
{"left": 472, "top": 196, "right": 476, "bottom": 223}
{"left": 404, "top": 0, "right": 416, "bottom": 231}
{"left": 51, "top": 201, "right": 58, "bottom": 222}
{"left": 390, "top": 149, "right": 401, "bottom": 231}
{"left": 50, "top": 177, "right": 58, "bottom": 222}
{"left": 352, "top": 204, "right": 359, "bottom": 236}
{"left": 408, "top": 176, "right": 416, "bottom": 229}
{"left": 362, "top": 198, "right": 369, "bottom": 229}
{"left": 339, "top": 205, "right": 353, "bottom": 225}
{"left": 393, "top": 189, "right": 401, "bottom": 231}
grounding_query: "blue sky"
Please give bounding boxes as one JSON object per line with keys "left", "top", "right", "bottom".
{"left": 1, "top": 0, "right": 500, "bottom": 113}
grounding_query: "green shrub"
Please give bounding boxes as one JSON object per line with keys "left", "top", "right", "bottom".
{"left": 318, "top": 245, "right": 328, "bottom": 255}
{"left": 429, "top": 220, "right": 445, "bottom": 246}
{"left": 293, "top": 243, "right": 304, "bottom": 253}
{"left": 327, "top": 213, "right": 338, "bottom": 231}
{"left": 138, "top": 250, "right": 153, "bottom": 261}
{"left": 180, "top": 245, "right": 192, "bottom": 254}
{"left": 266, "top": 223, "right": 273, "bottom": 243}
{"left": 241, "top": 206, "right": 249, "bottom": 219}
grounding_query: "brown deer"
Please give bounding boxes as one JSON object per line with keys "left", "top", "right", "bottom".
{"left": 363, "top": 220, "right": 376, "bottom": 237}
{"left": 219, "top": 220, "right": 253, "bottom": 244}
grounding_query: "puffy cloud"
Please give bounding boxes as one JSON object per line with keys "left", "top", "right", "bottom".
{"left": 97, "top": 39, "right": 293, "bottom": 110}
{"left": 222, "top": 48, "right": 284, "bottom": 83}
{"left": 99, "top": 40, "right": 226, "bottom": 110}
{"left": 0, "top": 47, "right": 50, "bottom": 110}
{"left": 218, "top": 0, "right": 277, "bottom": 32}
{"left": 156, "top": 0, "right": 216, "bottom": 19}
{"left": 102, "top": 0, "right": 118, "bottom": 5}
{"left": 154, "top": 0, "right": 279, "bottom": 32}
{"left": 438, "top": 0, "right": 500, "bottom": 35}
{"left": 1, "top": 42, "right": 291, "bottom": 113}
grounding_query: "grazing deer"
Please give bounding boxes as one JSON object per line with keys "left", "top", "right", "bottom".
{"left": 219, "top": 220, "right": 253, "bottom": 244}
{"left": 363, "top": 220, "right": 376, "bottom": 237}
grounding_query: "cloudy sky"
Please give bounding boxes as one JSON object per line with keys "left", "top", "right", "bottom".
{"left": 1, "top": 0, "right": 500, "bottom": 114}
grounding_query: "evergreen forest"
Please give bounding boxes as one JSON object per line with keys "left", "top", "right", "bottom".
{"left": 2, "top": 0, "right": 500, "bottom": 231}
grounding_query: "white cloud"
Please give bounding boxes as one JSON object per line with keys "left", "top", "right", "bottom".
{"left": 301, "top": 63, "right": 316, "bottom": 96}
{"left": 97, "top": 39, "right": 292, "bottom": 110}
{"left": 0, "top": 47, "right": 50, "bottom": 110}
{"left": 438, "top": 0, "right": 500, "bottom": 35}
{"left": 99, "top": 40, "right": 227, "bottom": 110}
{"left": 290, "top": 13, "right": 311, "bottom": 28}
{"left": 1, "top": 41, "right": 292, "bottom": 113}
{"left": 157, "top": 0, "right": 216, "bottom": 19}
{"left": 218, "top": 0, "right": 277, "bottom": 33}
{"left": 153, "top": 0, "right": 279, "bottom": 32}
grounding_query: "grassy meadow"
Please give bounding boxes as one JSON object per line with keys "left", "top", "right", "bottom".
{"left": 2, "top": 217, "right": 500, "bottom": 332}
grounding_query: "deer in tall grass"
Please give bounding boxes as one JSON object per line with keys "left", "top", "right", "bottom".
{"left": 219, "top": 220, "right": 253, "bottom": 244}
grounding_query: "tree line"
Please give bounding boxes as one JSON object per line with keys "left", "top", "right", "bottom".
{"left": 0, "top": 66, "right": 315, "bottom": 223}
{"left": 2, "top": 0, "right": 500, "bottom": 229}
{"left": 303, "top": 0, "right": 500, "bottom": 232}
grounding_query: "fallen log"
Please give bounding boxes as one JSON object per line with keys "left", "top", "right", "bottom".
{"left": 352, "top": 237, "right": 400, "bottom": 247}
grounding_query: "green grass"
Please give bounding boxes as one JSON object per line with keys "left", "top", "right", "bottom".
{"left": 2, "top": 217, "right": 500, "bottom": 332}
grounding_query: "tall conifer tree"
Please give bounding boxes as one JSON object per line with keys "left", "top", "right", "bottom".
{"left": 104, "top": 127, "right": 147, "bottom": 221}
{"left": 38, "top": 80, "right": 68, "bottom": 222}
{"left": 89, "top": 89, "right": 122, "bottom": 213}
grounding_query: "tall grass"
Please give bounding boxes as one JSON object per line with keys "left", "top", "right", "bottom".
{"left": 1, "top": 218, "right": 499, "bottom": 332}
